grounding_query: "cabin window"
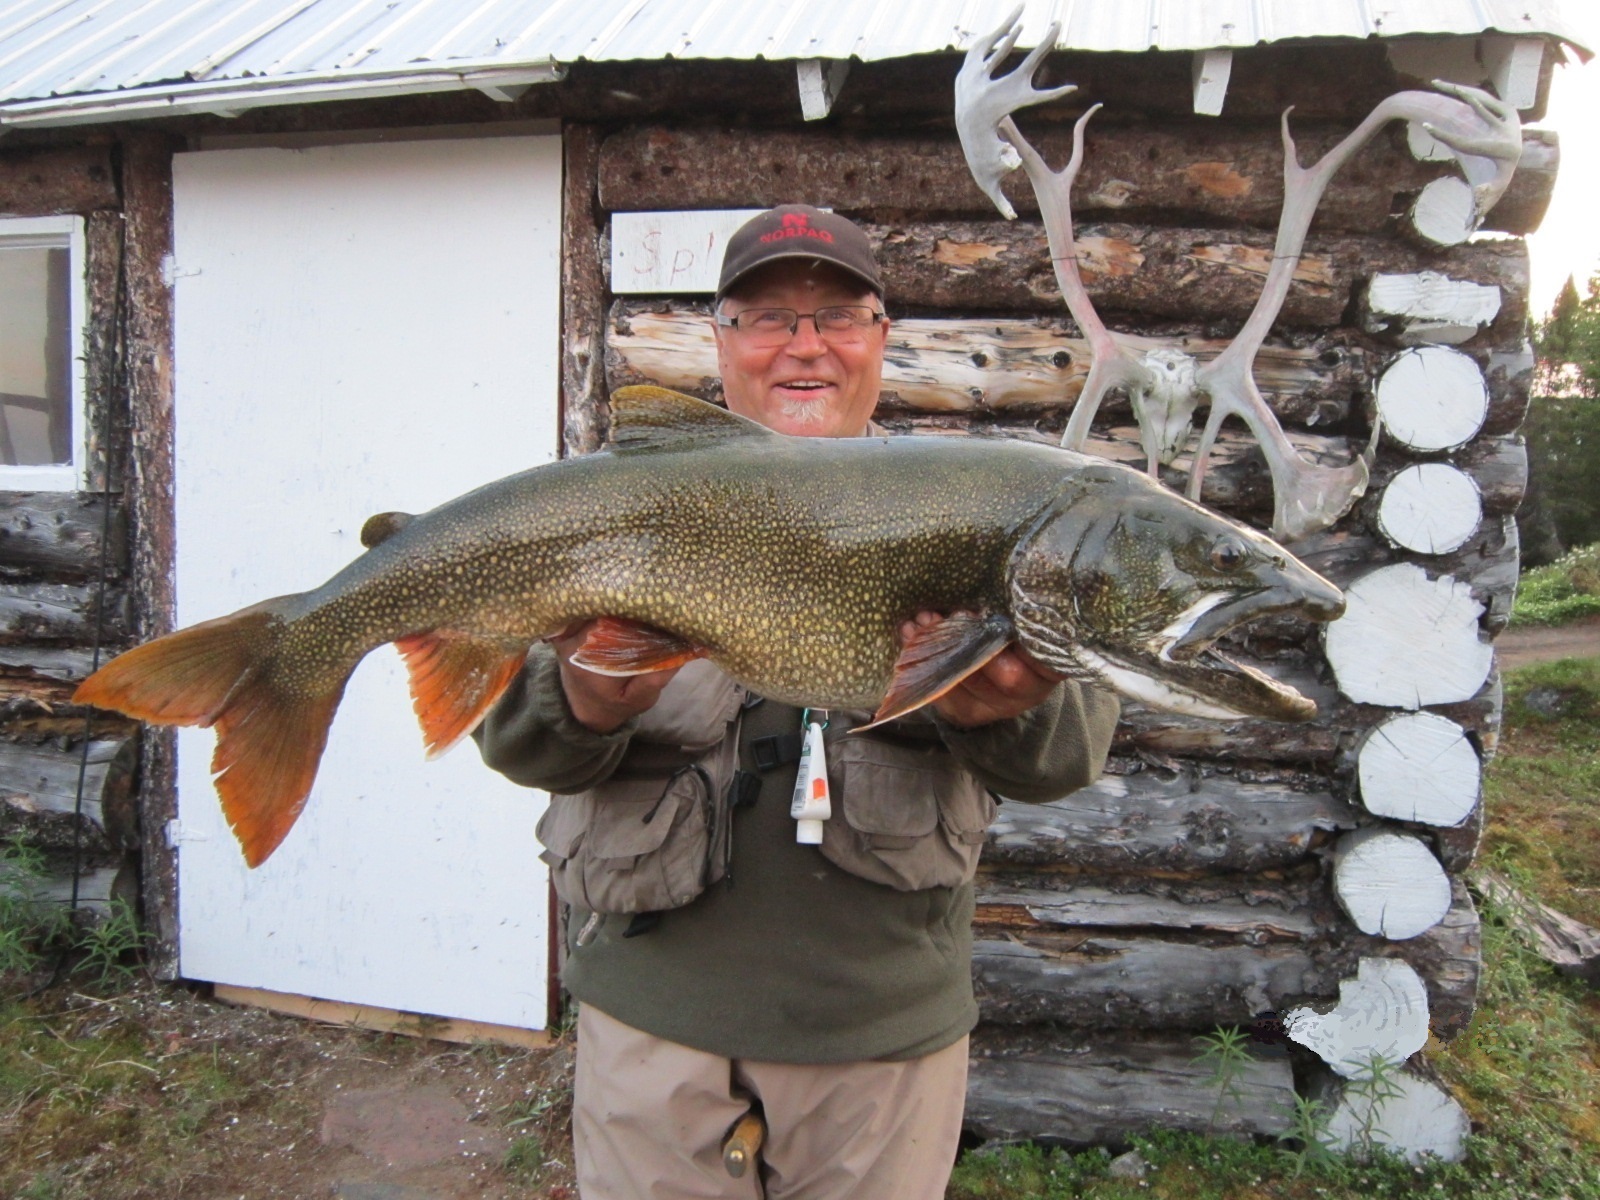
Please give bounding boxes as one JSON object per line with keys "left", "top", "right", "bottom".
{"left": 0, "top": 215, "right": 86, "bottom": 491}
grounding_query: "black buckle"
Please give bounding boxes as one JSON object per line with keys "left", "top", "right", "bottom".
{"left": 752, "top": 732, "right": 804, "bottom": 773}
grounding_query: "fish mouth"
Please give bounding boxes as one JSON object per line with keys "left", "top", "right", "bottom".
{"left": 1160, "top": 584, "right": 1341, "bottom": 664}
{"left": 1079, "top": 639, "right": 1317, "bottom": 723}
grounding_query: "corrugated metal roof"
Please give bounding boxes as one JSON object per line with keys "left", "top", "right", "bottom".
{"left": 0, "top": 0, "right": 1588, "bottom": 126}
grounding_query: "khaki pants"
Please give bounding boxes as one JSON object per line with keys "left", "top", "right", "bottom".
{"left": 573, "top": 1005, "right": 969, "bottom": 1200}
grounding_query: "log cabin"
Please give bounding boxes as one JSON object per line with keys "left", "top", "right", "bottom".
{"left": 0, "top": 0, "right": 1588, "bottom": 1163}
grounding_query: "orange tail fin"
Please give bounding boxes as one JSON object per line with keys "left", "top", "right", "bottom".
{"left": 74, "top": 597, "right": 352, "bottom": 868}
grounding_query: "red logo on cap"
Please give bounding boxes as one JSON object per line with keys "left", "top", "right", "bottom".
{"left": 759, "top": 211, "right": 834, "bottom": 245}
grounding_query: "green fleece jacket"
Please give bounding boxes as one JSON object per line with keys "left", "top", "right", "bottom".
{"left": 476, "top": 645, "right": 1118, "bottom": 1063}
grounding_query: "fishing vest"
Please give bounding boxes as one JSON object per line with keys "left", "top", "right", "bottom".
{"left": 534, "top": 660, "right": 997, "bottom": 915}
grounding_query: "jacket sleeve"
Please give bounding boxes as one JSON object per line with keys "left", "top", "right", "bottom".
{"left": 933, "top": 679, "right": 1120, "bottom": 803}
{"left": 472, "top": 643, "right": 638, "bottom": 794}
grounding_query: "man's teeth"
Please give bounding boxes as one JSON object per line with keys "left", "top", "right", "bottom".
{"left": 785, "top": 381, "right": 828, "bottom": 390}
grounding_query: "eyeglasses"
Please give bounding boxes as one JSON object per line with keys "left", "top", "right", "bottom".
{"left": 715, "top": 305, "right": 885, "bottom": 348}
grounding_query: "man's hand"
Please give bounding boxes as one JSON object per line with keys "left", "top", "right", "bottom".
{"left": 551, "top": 620, "right": 681, "bottom": 734}
{"left": 900, "top": 610, "right": 1064, "bottom": 729}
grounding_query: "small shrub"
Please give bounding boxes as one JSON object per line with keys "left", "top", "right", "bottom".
{"left": 1512, "top": 543, "right": 1600, "bottom": 626}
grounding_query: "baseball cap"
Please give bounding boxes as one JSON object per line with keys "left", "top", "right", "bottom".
{"left": 716, "top": 205, "right": 884, "bottom": 300}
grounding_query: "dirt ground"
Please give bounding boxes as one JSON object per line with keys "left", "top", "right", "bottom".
{"left": 1492, "top": 614, "right": 1600, "bottom": 670}
{"left": 4, "top": 980, "right": 578, "bottom": 1200}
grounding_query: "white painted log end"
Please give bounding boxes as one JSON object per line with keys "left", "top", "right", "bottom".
{"left": 1325, "top": 563, "right": 1493, "bottom": 709}
{"left": 1376, "top": 462, "right": 1483, "bottom": 554}
{"left": 1191, "top": 48, "right": 1233, "bottom": 116}
{"left": 1333, "top": 828, "right": 1453, "bottom": 940}
{"left": 1285, "top": 956, "right": 1430, "bottom": 1077}
{"left": 1357, "top": 712, "right": 1480, "bottom": 827}
{"left": 1410, "top": 176, "right": 1480, "bottom": 248}
{"left": 1314, "top": 1068, "right": 1471, "bottom": 1164}
{"left": 1374, "top": 346, "right": 1488, "bottom": 453}
{"left": 1480, "top": 35, "right": 1544, "bottom": 110}
{"left": 1363, "top": 272, "right": 1501, "bottom": 346}
{"left": 798, "top": 59, "right": 851, "bottom": 121}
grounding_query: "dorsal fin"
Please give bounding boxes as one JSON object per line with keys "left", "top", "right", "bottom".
{"left": 608, "top": 385, "right": 775, "bottom": 451}
{"left": 360, "top": 511, "right": 414, "bottom": 549}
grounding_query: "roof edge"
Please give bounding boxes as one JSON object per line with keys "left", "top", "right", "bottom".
{"left": 0, "top": 60, "right": 565, "bottom": 129}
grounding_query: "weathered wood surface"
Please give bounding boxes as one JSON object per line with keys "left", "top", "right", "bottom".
{"left": 966, "top": 1027, "right": 1295, "bottom": 1147}
{"left": 984, "top": 769, "right": 1359, "bottom": 873}
{"left": 0, "top": 580, "right": 130, "bottom": 646}
{"left": 0, "top": 143, "right": 119, "bottom": 215}
{"left": 83, "top": 210, "right": 127, "bottom": 495}
{"left": 1470, "top": 867, "right": 1600, "bottom": 986}
{"left": 0, "top": 645, "right": 100, "bottom": 683}
{"left": 0, "top": 493, "right": 127, "bottom": 580}
{"left": 977, "top": 879, "right": 1482, "bottom": 1039}
{"left": 976, "top": 874, "right": 1328, "bottom": 940}
{"left": 598, "top": 124, "right": 1553, "bottom": 236}
{"left": 868, "top": 220, "right": 1528, "bottom": 334}
{"left": 0, "top": 860, "right": 131, "bottom": 918}
{"left": 0, "top": 735, "right": 135, "bottom": 825}
{"left": 121, "top": 130, "right": 180, "bottom": 980}
{"left": 562, "top": 124, "right": 607, "bottom": 457}
{"left": 1114, "top": 668, "right": 1502, "bottom": 769}
{"left": 608, "top": 304, "right": 1369, "bottom": 428}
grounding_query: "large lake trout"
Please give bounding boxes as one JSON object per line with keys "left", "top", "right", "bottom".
{"left": 77, "top": 387, "right": 1343, "bottom": 865}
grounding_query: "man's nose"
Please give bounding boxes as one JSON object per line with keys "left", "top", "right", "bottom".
{"left": 783, "top": 315, "right": 828, "bottom": 357}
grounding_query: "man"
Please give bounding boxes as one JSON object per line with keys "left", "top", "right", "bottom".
{"left": 477, "top": 205, "right": 1119, "bottom": 1199}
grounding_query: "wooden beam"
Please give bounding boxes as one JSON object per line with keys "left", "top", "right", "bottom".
{"left": 561, "top": 123, "right": 607, "bottom": 456}
{"left": 797, "top": 59, "right": 850, "bottom": 121}
{"left": 120, "top": 129, "right": 181, "bottom": 980}
{"left": 0, "top": 492, "right": 127, "bottom": 580}
{"left": 0, "top": 144, "right": 119, "bottom": 216}
{"left": 213, "top": 984, "right": 556, "bottom": 1050}
{"left": 595, "top": 124, "right": 1556, "bottom": 236}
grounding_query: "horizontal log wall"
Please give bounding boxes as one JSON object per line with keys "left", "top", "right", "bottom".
{"left": 582, "top": 66, "right": 1539, "bottom": 1145}
{"left": 0, "top": 137, "right": 139, "bottom": 921}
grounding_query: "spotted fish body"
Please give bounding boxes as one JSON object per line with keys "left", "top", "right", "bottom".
{"left": 76, "top": 387, "right": 1343, "bottom": 866}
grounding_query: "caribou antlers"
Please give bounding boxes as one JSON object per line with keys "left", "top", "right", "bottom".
{"left": 954, "top": 11, "right": 1522, "bottom": 541}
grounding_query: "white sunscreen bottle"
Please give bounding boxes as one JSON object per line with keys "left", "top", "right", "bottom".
{"left": 789, "top": 714, "right": 831, "bottom": 844}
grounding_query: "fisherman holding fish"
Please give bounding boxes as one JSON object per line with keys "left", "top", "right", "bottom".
{"left": 77, "top": 193, "right": 1344, "bottom": 1193}
{"left": 476, "top": 207, "right": 1122, "bottom": 1200}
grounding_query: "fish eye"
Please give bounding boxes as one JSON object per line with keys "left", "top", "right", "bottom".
{"left": 1210, "top": 538, "right": 1247, "bottom": 572}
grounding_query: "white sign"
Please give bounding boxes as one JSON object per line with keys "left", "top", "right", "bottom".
{"left": 611, "top": 209, "right": 766, "bottom": 294}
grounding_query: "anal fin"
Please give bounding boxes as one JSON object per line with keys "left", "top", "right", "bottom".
{"left": 863, "top": 612, "right": 1015, "bottom": 729}
{"left": 394, "top": 631, "right": 528, "bottom": 759}
{"left": 568, "top": 616, "right": 708, "bottom": 676}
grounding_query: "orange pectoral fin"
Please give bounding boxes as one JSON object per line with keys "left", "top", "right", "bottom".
{"left": 862, "top": 612, "right": 1016, "bottom": 729}
{"left": 394, "top": 632, "right": 529, "bottom": 759}
{"left": 567, "top": 617, "right": 708, "bottom": 676}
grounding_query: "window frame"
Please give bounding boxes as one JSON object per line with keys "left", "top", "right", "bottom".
{"left": 0, "top": 214, "right": 88, "bottom": 492}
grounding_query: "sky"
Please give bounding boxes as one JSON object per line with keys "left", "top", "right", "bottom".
{"left": 1525, "top": 7, "right": 1600, "bottom": 320}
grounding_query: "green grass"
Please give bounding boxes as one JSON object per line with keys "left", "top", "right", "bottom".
{"left": 1511, "top": 543, "right": 1600, "bottom": 626}
{"left": 950, "top": 654, "right": 1600, "bottom": 1200}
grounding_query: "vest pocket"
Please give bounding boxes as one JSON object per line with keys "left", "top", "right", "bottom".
{"left": 537, "top": 765, "right": 717, "bottom": 914}
{"left": 816, "top": 737, "right": 997, "bottom": 891}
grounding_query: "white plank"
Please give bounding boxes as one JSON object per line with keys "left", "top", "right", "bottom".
{"left": 1364, "top": 272, "right": 1500, "bottom": 346}
{"left": 1357, "top": 712, "right": 1480, "bottom": 828}
{"left": 1481, "top": 35, "right": 1544, "bottom": 110}
{"left": 1324, "top": 563, "right": 1493, "bottom": 708}
{"left": 1374, "top": 346, "right": 1488, "bottom": 453}
{"left": 797, "top": 58, "right": 850, "bottom": 121}
{"left": 1332, "top": 828, "right": 1453, "bottom": 940}
{"left": 171, "top": 135, "right": 561, "bottom": 1031}
{"left": 1190, "top": 48, "right": 1232, "bottom": 116}
{"left": 1409, "top": 176, "right": 1479, "bottom": 247}
{"left": 610, "top": 209, "right": 765, "bottom": 294}
{"left": 1286, "top": 956, "right": 1430, "bottom": 1077}
{"left": 1376, "top": 462, "right": 1482, "bottom": 554}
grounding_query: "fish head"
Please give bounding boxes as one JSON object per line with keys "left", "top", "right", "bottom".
{"left": 1006, "top": 466, "right": 1344, "bottom": 721}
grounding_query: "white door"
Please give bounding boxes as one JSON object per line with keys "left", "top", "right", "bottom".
{"left": 170, "top": 134, "right": 561, "bottom": 1029}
